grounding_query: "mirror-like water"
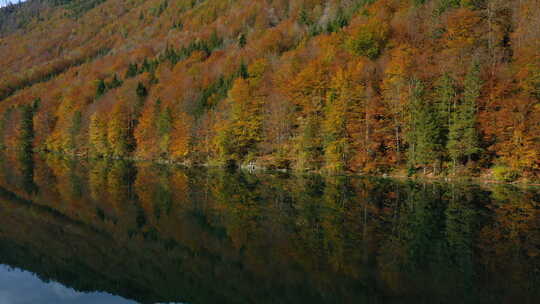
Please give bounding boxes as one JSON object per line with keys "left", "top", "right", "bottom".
{"left": 0, "top": 265, "right": 135, "bottom": 304}
{"left": 0, "top": 154, "right": 538, "bottom": 304}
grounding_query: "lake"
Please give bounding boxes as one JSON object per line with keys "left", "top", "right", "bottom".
{"left": 0, "top": 154, "right": 538, "bottom": 304}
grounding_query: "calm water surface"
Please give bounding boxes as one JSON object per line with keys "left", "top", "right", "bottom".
{"left": 0, "top": 265, "right": 135, "bottom": 304}
{"left": 0, "top": 155, "right": 538, "bottom": 304}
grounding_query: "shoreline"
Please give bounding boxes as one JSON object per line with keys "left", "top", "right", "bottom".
{"left": 19, "top": 150, "right": 539, "bottom": 188}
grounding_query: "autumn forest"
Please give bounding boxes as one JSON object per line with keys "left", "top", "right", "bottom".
{"left": 0, "top": 0, "right": 539, "bottom": 180}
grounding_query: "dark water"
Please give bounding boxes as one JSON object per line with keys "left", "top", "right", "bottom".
{"left": 0, "top": 155, "right": 539, "bottom": 304}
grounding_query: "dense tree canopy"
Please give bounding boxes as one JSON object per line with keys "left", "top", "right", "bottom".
{"left": 0, "top": 0, "right": 538, "bottom": 180}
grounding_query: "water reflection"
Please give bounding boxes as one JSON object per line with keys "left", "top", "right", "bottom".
{"left": 0, "top": 154, "right": 538, "bottom": 303}
{"left": 0, "top": 265, "right": 135, "bottom": 304}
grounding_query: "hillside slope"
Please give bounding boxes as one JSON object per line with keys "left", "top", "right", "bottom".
{"left": 0, "top": 0, "right": 539, "bottom": 178}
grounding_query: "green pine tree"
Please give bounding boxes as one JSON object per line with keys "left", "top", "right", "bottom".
{"left": 136, "top": 82, "right": 148, "bottom": 99}
{"left": 435, "top": 73, "right": 456, "bottom": 133}
{"left": 19, "top": 104, "right": 35, "bottom": 156}
{"left": 95, "top": 79, "right": 106, "bottom": 98}
{"left": 238, "top": 33, "right": 247, "bottom": 48}
{"left": 108, "top": 73, "right": 123, "bottom": 89}
{"left": 407, "top": 79, "right": 444, "bottom": 173}
{"left": 448, "top": 61, "right": 482, "bottom": 168}
{"left": 125, "top": 63, "right": 139, "bottom": 78}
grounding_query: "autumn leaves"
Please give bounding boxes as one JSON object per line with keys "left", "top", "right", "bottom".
{"left": 0, "top": 0, "right": 537, "bottom": 178}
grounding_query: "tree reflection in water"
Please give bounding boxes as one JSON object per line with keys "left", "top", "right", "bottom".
{"left": 0, "top": 154, "right": 538, "bottom": 304}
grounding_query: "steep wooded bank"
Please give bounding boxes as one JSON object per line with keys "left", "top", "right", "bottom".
{"left": 0, "top": 0, "right": 539, "bottom": 180}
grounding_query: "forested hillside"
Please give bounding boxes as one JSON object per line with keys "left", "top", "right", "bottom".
{"left": 0, "top": 0, "right": 538, "bottom": 179}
